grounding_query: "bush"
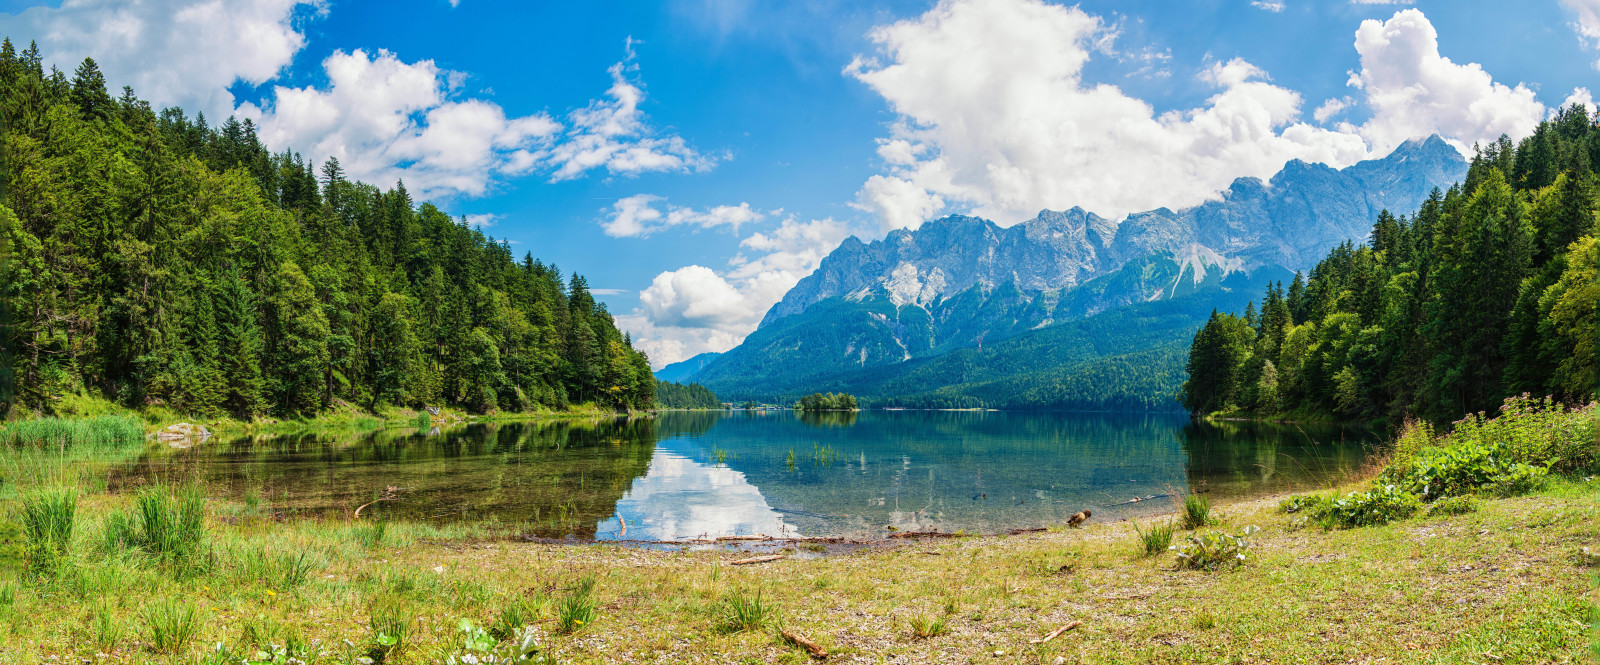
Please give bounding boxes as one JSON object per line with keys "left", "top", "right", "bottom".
{"left": 1172, "top": 526, "right": 1259, "bottom": 571}
{"left": 20, "top": 488, "right": 76, "bottom": 576}
{"left": 1181, "top": 494, "right": 1217, "bottom": 529}
{"left": 1487, "top": 462, "right": 1549, "bottom": 496}
{"left": 1311, "top": 485, "right": 1422, "bottom": 529}
{"left": 442, "top": 620, "right": 554, "bottom": 664}
{"left": 1133, "top": 520, "right": 1175, "bottom": 556}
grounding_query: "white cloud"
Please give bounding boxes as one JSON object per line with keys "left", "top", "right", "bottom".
{"left": 618, "top": 216, "right": 857, "bottom": 367}
{"left": 600, "top": 195, "right": 764, "bottom": 238}
{"left": 1251, "top": 1, "right": 1285, "bottom": 12}
{"left": 239, "top": 45, "right": 712, "bottom": 201}
{"left": 1349, "top": 9, "right": 1545, "bottom": 155}
{"left": 589, "top": 288, "right": 629, "bottom": 296}
{"left": 1350, "top": 0, "right": 1413, "bottom": 4}
{"left": 846, "top": 1, "right": 1556, "bottom": 231}
{"left": 846, "top": 0, "right": 1369, "bottom": 228}
{"left": 545, "top": 48, "right": 718, "bottom": 181}
{"left": 0, "top": 0, "right": 320, "bottom": 121}
{"left": 1560, "top": 87, "right": 1595, "bottom": 115}
{"left": 1559, "top": 0, "right": 1600, "bottom": 69}
{"left": 463, "top": 213, "right": 500, "bottom": 229}
{"left": 1313, "top": 96, "right": 1354, "bottom": 123}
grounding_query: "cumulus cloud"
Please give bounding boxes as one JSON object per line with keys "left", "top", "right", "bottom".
{"left": 845, "top": 0, "right": 1368, "bottom": 229}
{"left": 1251, "top": 1, "right": 1285, "bottom": 12}
{"left": 1348, "top": 9, "right": 1545, "bottom": 155}
{"left": 846, "top": 0, "right": 1560, "bottom": 231}
{"left": 462, "top": 213, "right": 500, "bottom": 229}
{"left": 0, "top": 0, "right": 319, "bottom": 121}
{"left": 239, "top": 45, "right": 713, "bottom": 200}
{"left": 600, "top": 195, "right": 764, "bottom": 238}
{"left": 1559, "top": 0, "right": 1600, "bottom": 69}
{"left": 617, "top": 217, "right": 857, "bottom": 367}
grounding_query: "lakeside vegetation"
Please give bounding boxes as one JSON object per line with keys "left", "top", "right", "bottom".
{"left": 1182, "top": 105, "right": 1598, "bottom": 424}
{"left": 0, "top": 395, "right": 1588, "bottom": 662}
{"left": 0, "top": 45, "right": 656, "bottom": 426}
{"left": 653, "top": 380, "right": 721, "bottom": 410}
{"left": 793, "top": 392, "right": 858, "bottom": 411}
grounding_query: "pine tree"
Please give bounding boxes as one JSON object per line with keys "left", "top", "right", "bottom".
{"left": 68, "top": 57, "right": 111, "bottom": 121}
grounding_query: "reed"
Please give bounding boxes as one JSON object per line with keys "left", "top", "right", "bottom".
{"left": 20, "top": 488, "right": 77, "bottom": 576}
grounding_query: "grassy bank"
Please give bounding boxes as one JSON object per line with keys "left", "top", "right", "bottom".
{"left": 4, "top": 391, "right": 637, "bottom": 439}
{"left": 0, "top": 400, "right": 1591, "bottom": 663}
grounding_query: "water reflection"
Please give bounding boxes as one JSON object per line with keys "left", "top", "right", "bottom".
{"left": 119, "top": 410, "right": 1378, "bottom": 540}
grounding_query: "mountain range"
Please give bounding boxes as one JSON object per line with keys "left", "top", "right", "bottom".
{"left": 657, "top": 136, "right": 1469, "bottom": 409}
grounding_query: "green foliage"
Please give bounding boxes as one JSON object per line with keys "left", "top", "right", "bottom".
{"left": 91, "top": 599, "right": 123, "bottom": 653}
{"left": 1172, "top": 525, "right": 1259, "bottom": 571}
{"left": 491, "top": 594, "right": 545, "bottom": 641}
{"left": 19, "top": 487, "right": 75, "bottom": 576}
{"left": 442, "top": 619, "right": 555, "bottom": 664}
{"left": 106, "top": 484, "right": 208, "bottom": 570}
{"left": 1133, "top": 520, "right": 1176, "bottom": 556}
{"left": 142, "top": 598, "right": 202, "bottom": 654}
{"left": 715, "top": 588, "right": 773, "bottom": 634}
{"left": 909, "top": 613, "right": 948, "bottom": 639}
{"left": 367, "top": 597, "right": 413, "bottom": 662}
{"left": 1426, "top": 495, "right": 1479, "bottom": 517}
{"left": 1181, "top": 106, "right": 1600, "bottom": 423}
{"left": 1180, "top": 494, "right": 1217, "bottom": 530}
{"left": 654, "top": 380, "right": 721, "bottom": 409}
{"left": 1306, "top": 485, "right": 1422, "bottom": 529}
{"left": 794, "top": 392, "right": 858, "bottom": 411}
{"left": 0, "top": 415, "right": 143, "bottom": 448}
{"left": 556, "top": 574, "right": 598, "bottom": 634}
{"left": 0, "top": 58, "right": 655, "bottom": 419}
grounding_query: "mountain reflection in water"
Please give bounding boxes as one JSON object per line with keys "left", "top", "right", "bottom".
{"left": 120, "top": 410, "right": 1377, "bottom": 540}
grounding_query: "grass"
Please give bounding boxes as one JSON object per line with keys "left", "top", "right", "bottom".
{"left": 0, "top": 401, "right": 1588, "bottom": 663}
{"left": 19, "top": 487, "right": 76, "bottom": 576}
{"left": 1131, "top": 519, "right": 1175, "bottom": 556}
{"left": 715, "top": 588, "right": 773, "bottom": 634}
{"left": 556, "top": 574, "right": 598, "bottom": 634}
{"left": 1181, "top": 493, "right": 1218, "bottom": 529}
{"left": 0, "top": 415, "right": 144, "bottom": 448}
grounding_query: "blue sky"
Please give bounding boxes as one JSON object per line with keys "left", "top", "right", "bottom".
{"left": 2, "top": 0, "right": 1598, "bottom": 366}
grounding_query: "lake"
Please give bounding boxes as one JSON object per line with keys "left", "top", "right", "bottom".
{"left": 122, "top": 410, "right": 1380, "bottom": 541}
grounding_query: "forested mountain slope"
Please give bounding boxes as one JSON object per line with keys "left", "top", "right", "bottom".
{"left": 684, "top": 135, "right": 1465, "bottom": 408}
{"left": 1183, "top": 105, "right": 1599, "bottom": 424}
{"left": 0, "top": 45, "right": 655, "bottom": 418}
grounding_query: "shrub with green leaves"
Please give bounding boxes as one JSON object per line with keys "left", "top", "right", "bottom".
{"left": 1172, "top": 526, "right": 1259, "bottom": 571}
{"left": 443, "top": 619, "right": 555, "bottom": 664}
{"left": 1310, "top": 485, "right": 1422, "bottom": 529}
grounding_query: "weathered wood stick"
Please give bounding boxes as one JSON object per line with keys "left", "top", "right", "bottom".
{"left": 781, "top": 629, "right": 828, "bottom": 659}
{"left": 717, "top": 535, "right": 772, "bottom": 541}
{"left": 353, "top": 497, "right": 396, "bottom": 518}
{"left": 730, "top": 554, "right": 787, "bottom": 565}
{"left": 1030, "top": 620, "right": 1083, "bottom": 644}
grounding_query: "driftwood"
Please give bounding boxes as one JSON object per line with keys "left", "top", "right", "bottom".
{"left": 1030, "top": 620, "right": 1083, "bottom": 644}
{"left": 353, "top": 486, "right": 408, "bottom": 518}
{"left": 1007, "top": 527, "right": 1048, "bottom": 535}
{"left": 1108, "top": 494, "right": 1169, "bottom": 506}
{"left": 887, "top": 531, "right": 960, "bottom": 540}
{"left": 781, "top": 629, "right": 828, "bottom": 659}
{"left": 730, "top": 554, "right": 786, "bottom": 566}
{"left": 716, "top": 535, "right": 773, "bottom": 542}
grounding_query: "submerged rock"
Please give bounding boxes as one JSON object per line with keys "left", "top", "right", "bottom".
{"left": 155, "top": 422, "right": 212, "bottom": 443}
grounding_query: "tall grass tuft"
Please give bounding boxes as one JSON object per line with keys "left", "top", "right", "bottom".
{"left": 491, "top": 593, "right": 545, "bottom": 640}
{"left": 715, "top": 588, "right": 773, "bottom": 634}
{"left": 556, "top": 574, "right": 598, "bottom": 634}
{"left": 909, "top": 613, "right": 948, "bottom": 639}
{"left": 367, "top": 597, "right": 413, "bottom": 662}
{"left": 92, "top": 600, "right": 124, "bottom": 653}
{"left": 106, "top": 484, "right": 208, "bottom": 571}
{"left": 20, "top": 488, "right": 77, "bottom": 576}
{"left": 1181, "top": 494, "right": 1217, "bottom": 530}
{"left": 1133, "top": 519, "right": 1176, "bottom": 556}
{"left": 142, "top": 598, "right": 202, "bottom": 654}
{"left": 0, "top": 415, "right": 143, "bottom": 449}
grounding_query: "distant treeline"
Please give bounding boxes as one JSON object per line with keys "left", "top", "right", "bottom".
{"left": 0, "top": 46, "right": 655, "bottom": 418}
{"left": 1182, "top": 104, "right": 1599, "bottom": 423}
{"left": 654, "top": 381, "right": 721, "bottom": 409}
{"left": 794, "top": 392, "right": 858, "bottom": 411}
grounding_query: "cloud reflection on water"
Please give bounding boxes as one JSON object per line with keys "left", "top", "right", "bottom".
{"left": 596, "top": 439, "right": 794, "bottom": 541}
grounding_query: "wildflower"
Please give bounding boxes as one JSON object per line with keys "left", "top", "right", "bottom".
{"left": 265, "top": 589, "right": 277, "bottom": 597}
